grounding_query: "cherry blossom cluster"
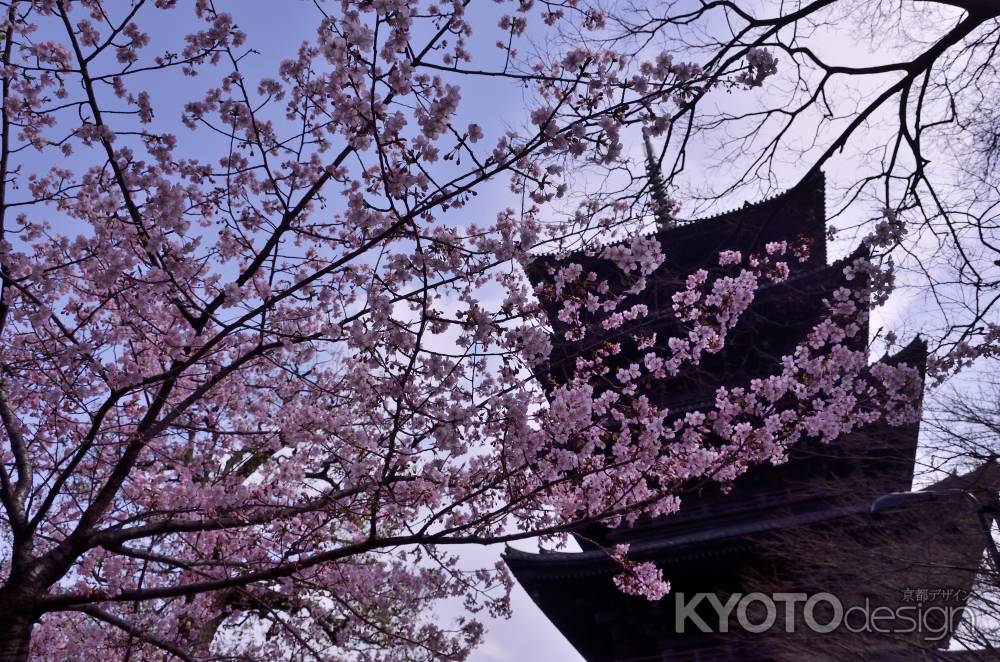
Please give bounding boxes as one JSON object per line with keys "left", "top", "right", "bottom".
{"left": 610, "top": 544, "right": 671, "bottom": 601}
{"left": 737, "top": 48, "right": 779, "bottom": 88}
{"left": 520, "top": 240, "right": 922, "bottom": 601}
{"left": 861, "top": 207, "right": 995, "bottom": 383}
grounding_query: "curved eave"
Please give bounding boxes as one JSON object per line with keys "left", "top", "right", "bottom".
{"left": 882, "top": 334, "right": 929, "bottom": 378}
{"left": 503, "top": 501, "right": 866, "bottom": 582}
{"left": 505, "top": 461, "right": 993, "bottom": 589}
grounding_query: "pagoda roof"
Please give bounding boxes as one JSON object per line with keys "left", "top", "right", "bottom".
{"left": 503, "top": 499, "right": 866, "bottom": 581}
{"left": 505, "top": 453, "right": 983, "bottom": 586}
{"left": 524, "top": 170, "right": 829, "bottom": 279}
{"left": 503, "top": 462, "right": 992, "bottom": 661}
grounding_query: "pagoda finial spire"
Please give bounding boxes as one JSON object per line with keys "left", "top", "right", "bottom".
{"left": 643, "top": 128, "right": 674, "bottom": 230}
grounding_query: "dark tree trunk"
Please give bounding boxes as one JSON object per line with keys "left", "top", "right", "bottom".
{"left": 0, "top": 616, "right": 33, "bottom": 662}
{"left": 0, "top": 589, "right": 35, "bottom": 662}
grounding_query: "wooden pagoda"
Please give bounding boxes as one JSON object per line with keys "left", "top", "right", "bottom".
{"left": 504, "top": 173, "right": 995, "bottom": 661}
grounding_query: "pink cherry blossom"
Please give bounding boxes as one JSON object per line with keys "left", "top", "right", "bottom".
{"left": 0, "top": 2, "right": 926, "bottom": 660}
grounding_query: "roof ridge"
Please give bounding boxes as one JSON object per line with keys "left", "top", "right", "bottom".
{"left": 674, "top": 170, "right": 826, "bottom": 225}
{"left": 526, "top": 171, "right": 827, "bottom": 259}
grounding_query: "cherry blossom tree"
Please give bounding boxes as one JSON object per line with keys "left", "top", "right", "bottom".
{"left": 0, "top": 1, "right": 919, "bottom": 659}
